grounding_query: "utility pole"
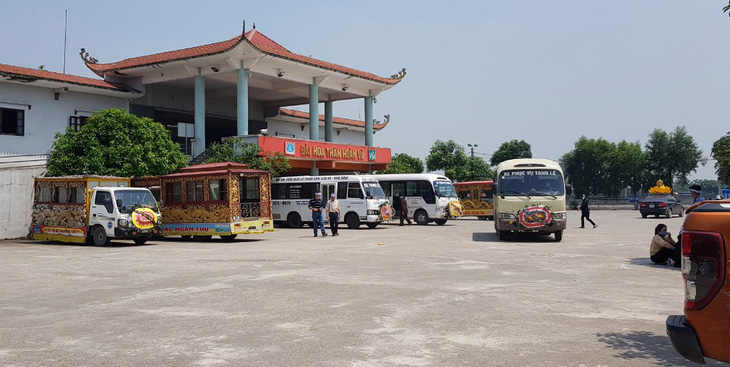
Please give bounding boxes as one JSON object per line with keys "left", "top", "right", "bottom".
{"left": 467, "top": 143, "right": 478, "bottom": 158}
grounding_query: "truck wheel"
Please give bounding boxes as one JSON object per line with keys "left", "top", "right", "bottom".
{"left": 133, "top": 236, "right": 148, "bottom": 246}
{"left": 434, "top": 219, "right": 447, "bottom": 225}
{"left": 366, "top": 223, "right": 379, "bottom": 229}
{"left": 287, "top": 212, "right": 304, "bottom": 228}
{"left": 554, "top": 230, "right": 563, "bottom": 242}
{"left": 345, "top": 213, "right": 361, "bottom": 229}
{"left": 220, "top": 234, "right": 238, "bottom": 241}
{"left": 90, "top": 226, "right": 110, "bottom": 247}
{"left": 498, "top": 230, "right": 509, "bottom": 241}
{"left": 414, "top": 210, "right": 429, "bottom": 225}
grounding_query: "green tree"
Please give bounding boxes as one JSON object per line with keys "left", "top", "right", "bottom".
{"left": 645, "top": 126, "right": 704, "bottom": 189}
{"left": 712, "top": 132, "right": 730, "bottom": 185}
{"left": 205, "top": 138, "right": 290, "bottom": 177}
{"left": 463, "top": 156, "right": 494, "bottom": 181}
{"left": 47, "top": 109, "right": 187, "bottom": 177}
{"left": 606, "top": 140, "right": 646, "bottom": 195}
{"left": 382, "top": 153, "right": 424, "bottom": 174}
{"left": 425, "top": 140, "right": 468, "bottom": 181}
{"left": 561, "top": 137, "right": 615, "bottom": 196}
{"left": 490, "top": 139, "right": 532, "bottom": 166}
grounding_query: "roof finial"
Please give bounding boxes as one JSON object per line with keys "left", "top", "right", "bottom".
{"left": 389, "top": 68, "right": 406, "bottom": 80}
{"left": 242, "top": 20, "right": 245, "bottom": 35}
{"left": 79, "top": 48, "right": 98, "bottom": 64}
{"left": 253, "top": 22, "right": 256, "bottom": 29}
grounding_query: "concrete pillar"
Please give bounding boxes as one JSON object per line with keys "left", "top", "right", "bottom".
{"left": 364, "top": 92, "right": 373, "bottom": 147}
{"left": 194, "top": 68, "right": 206, "bottom": 156}
{"left": 309, "top": 78, "right": 319, "bottom": 141}
{"left": 237, "top": 61, "right": 249, "bottom": 136}
{"left": 324, "top": 101, "right": 333, "bottom": 142}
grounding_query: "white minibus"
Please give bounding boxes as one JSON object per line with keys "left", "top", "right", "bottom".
{"left": 374, "top": 173, "right": 460, "bottom": 225}
{"left": 271, "top": 175, "right": 389, "bottom": 229}
{"left": 493, "top": 158, "right": 570, "bottom": 241}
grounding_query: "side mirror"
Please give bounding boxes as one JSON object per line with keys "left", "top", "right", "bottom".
{"left": 116, "top": 198, "right": 123, "bottom": 208}
{"left": 491, "top": 183, "right": 498, "bottom": 194}
{"left": 566, "top": 185, "right": 573, "bottom": 195}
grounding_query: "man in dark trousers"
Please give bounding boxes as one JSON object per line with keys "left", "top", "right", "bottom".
{"left": 579, "top": 193, "right": 597, "bottom": 229}
{"left": 308, "top": 192, "right": 327, "bottom": 237}
{"left": 399, "top": 195, "right": 412, "bottom": 226}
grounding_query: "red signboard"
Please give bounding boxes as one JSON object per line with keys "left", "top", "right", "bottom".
{"left": 257, "top": 136, "right": 391, "bottom": 164}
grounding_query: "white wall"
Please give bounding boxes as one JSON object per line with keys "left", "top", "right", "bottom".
{"left": 266, "top": 119, "right": 374, "bottom": 146}
{"left": 0, "top": 155, "right": 47, "bottom": 239}
{"left": 0, "top": 82, "right": 127, "bottom": 155}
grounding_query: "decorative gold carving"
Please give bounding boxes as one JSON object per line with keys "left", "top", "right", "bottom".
{"left": 162, "top": 204, "right": 231, "bottom": 224}
{"left": 32, "top": 204, "right": 86, "bottom": 227}
{"left": 390, "top": 68, "right": 406, "bottom": 80}
{"left": 79, "top": 48, "right": 99, "bottom": 64}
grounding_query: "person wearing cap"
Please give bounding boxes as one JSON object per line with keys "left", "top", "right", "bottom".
{"left": 689, "top": 184, "right": 705, "bottom": 204}
{"left": 308, "top": 192, "right": 327, "bottom": 237}
{"left": 325, "top": 193, "right": 341, "bottom": 236}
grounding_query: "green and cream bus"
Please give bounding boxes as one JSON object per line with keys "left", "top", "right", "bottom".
{"left": 493, "top": 159, "right": 570, "bottom": 241}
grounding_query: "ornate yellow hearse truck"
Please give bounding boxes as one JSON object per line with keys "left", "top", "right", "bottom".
{"left": 31, "top": 176, "right": 161, "bottom": 246}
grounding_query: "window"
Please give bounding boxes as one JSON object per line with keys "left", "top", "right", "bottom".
{"left": 186, "top": 181, "right": 204, "bottom": 202}
{"left": 69, "top": 116, "right": 88, "bottom": 132}
{"left": 392, "top": 182, "right": 405, "bottom": 198}
{"left": 272, "top": 183, "right": 286, "bottom": 200}
{"left": 337, "top": 182, "right": 348, "bottom": 200}
{"left": 56, "top": 187, "right": 68, "bottom": 203}
{"left": 1, "top": 107, "right": 24, "bottom": 135}
{"left": 481, "top": 189, "right": 493, "bottom": 199}
{"left": 418, "top": 181, "right": 436, "bottom": 204}
{"left": 70, "top": 187, "right": 85, "bottom": 203}
{"left": 380, "top": 181, "right": 392, "bottom": 198}
{"left": 406, "top": 181, "right": 418, "bottom": 196}
{"left": 94, "top": 191, "right": 114, "bottom": 213}
{"left": 240, "top": 177, "right": 260, "bottom": 202}
{"left": 209, "top": 179, "right": 227, "bottom": 201}
{"left": 458, "top": 190, "right": 472, "bottom": 200}
{"left": 166, "top": 182, "right": 182, "bottom": 203}
{"left": 287, "top": 183, "right": 317, "bottom": 199}
{"left": 348, "top": 182, "right": 364, "bottom": 199}
{"left": 38, "top": 186, "right": 52, "bottom": 202}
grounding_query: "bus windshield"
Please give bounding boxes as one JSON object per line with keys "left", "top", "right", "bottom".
{"left": 362, "top": 182, "right": 386, "bottom": 199}
{"left": 114, "top": 190, "right": 159, "bottom": 213}
{"left": 498, "top": 169, "right": 564, "bottom": 196}
{"left": 434, "top": 181, "right": 457, "bottom": 198}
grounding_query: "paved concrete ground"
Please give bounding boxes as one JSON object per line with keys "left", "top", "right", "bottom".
{"left": 0, "top": 211, "right": 722, "bottom": 366}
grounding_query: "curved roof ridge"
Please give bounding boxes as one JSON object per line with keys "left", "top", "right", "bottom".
{"left": 278, "top": 108, "right": 388, "bottom": 130}
{"left": 0, "top": 63, "right": 137, "bottom": 93}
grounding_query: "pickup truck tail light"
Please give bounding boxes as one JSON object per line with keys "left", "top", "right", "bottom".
{"left": 681, "top": 231, "right": 726, "bottom": 311}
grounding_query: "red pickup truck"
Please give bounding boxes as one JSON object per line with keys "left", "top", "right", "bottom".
{"left": 666, "top": 200, "right": 730, "bottom": 364}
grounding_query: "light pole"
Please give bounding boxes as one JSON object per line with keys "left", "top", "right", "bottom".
{"left": 467, "top": 143, "right": 478, "bottom": 158}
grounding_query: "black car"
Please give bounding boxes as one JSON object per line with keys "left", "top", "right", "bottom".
{"left": 639, "top": 195, "right": 684, "bottom": 218}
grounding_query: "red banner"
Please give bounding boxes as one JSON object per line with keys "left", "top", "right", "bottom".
{"left": 257, "top": 136, "right": 391, "bottom": 164}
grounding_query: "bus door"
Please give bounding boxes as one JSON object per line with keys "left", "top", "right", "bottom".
{"left": 391, "top": 182, "right": 406, "bottom": 217}
{"left": 320, "top": 182, "right": 336, "bottom": 201}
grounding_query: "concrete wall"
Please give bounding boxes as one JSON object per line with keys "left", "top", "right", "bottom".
{"left": 0, "top": 82, "right": 128, "bottom": 155}
{"left": 0, "top": 155, "right": 47, "bottom": 239}
{"left": 266, "top": 119, "right": 370, "bottom": 146}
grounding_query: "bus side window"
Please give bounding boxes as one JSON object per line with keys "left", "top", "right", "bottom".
{"left": 348, "top": 182, "right": 364, "bottom": 199}
{"left": 392, "top": 182, "right": 405, "bottom": 198}
{"left": 337, "top": 182, "right": 348, "bottom": 200}
{"left": 381, "top": 182, "right": 391, "bottom": 198}
{"left": 418, "top": 180, "right": 435, "bottom": 204}
{"left": 406, "top": 181, "right": 418, "bottom": 197}
{"left": 272, "top": 183, "right": 286, "bottom": 200}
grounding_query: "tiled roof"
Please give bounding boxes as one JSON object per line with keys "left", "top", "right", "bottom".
{"left": 84, "top": 29, "right": 403, "bottom": 85}
{"left": 279, "top": 108, "right": 389, "bottom": 130}
{"left": 0, "top": 63, "right": 136, "bottom": 92}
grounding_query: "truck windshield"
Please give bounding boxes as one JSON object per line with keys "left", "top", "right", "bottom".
{"left": 498, "top": 169, "right": 564, "bottom": 196}
{"left": 115, "top": 190, "right": 159, "bottom": 213}
{"left": 434, "top": 181, "right": 457, "bottom": 198}
{"left": 362, "top": 182, "right": 386, "bottom": 199}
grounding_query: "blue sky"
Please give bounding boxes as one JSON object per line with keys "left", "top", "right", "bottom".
{"left": 3, "top": 1, "right": 729, "bottom": 179}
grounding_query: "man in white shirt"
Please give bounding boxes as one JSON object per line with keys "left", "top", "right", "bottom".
{"left": 325, "top": 193, "right": 341, "bottom": 236}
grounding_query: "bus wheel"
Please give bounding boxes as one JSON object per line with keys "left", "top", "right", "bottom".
{"left": 366, "top": 223, "right": 379, "bottom": 229}
{"left": 345, "top": 213, "right": 361, "bottom": 229}
{"left": 414, "top": 210, "right": 429, "bottom": 225}
{"left": 434, "top": 219, "right": 447, "bottom": 225}
{"left": 287, "top": 212, "right": 304, "bottom": 228}
{"left": 487, "top": 216, "right": 494, "bottom": 221}
{"left": 498, "top": 230, "right": 509, "bottom": 241}
{"left": 90, "top": 226, "right": 110, "bottom": 247}
{"left": 181, "top": 235, "right": 192, "bottom": 240}
{"left": 193, "top": 235, "right": 213, "bottom": 241}
{"left": 220, "top": 234, "right": 238, "bottom": 241}
{"left": 554, "top": 230, "right": 563, "bottom": 242}
{"left": 133, "top": 236, "right": 148, "bottom": 246}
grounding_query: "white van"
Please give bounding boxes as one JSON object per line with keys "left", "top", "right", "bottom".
{"left": 375, "top": 173, "right": 460, "bottom": 225}
{"left": 271, "top": 175, "right": 389, "bottom": 229}
{"left": 493, "top": 159, "right": 569, "bottom": 241}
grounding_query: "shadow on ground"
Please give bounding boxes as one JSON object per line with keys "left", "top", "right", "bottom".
{"left": 471, "top": 232, "right": 558, "bottom": 243}
{"left": 628, "top": 257, "right": 680, "bottom": 271}
{"left": 596, "top": 331, "right": 722, "bottom": 366}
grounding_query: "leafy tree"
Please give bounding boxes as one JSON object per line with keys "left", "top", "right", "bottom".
{"left": 47, "top": 109, "right": 187, "bottom": 177}
{"left": 606, "top": 140, "right": 646, "bottom": 195}
{"left": 463, "top": 156, "right": 494, "bottom": 181}
{"left": 382, "top": 153, "right": 424, "bottom": 174}
{"left": 561, "top": 137, "right": 614, "bottom": 196}
{"left": 490, "top": 139, "right": 532, "bottom": 166}
{"left": 712, "top": 132, "right": 730, "bottom": 185}
{"left": 645, "top": 126, "right": 704, "bottom": 189}
{"left": 205, "top": 138, "right": 290, "bottom": 177}
{"left": 425, "top": 140, "right": 468, "bottom": 181}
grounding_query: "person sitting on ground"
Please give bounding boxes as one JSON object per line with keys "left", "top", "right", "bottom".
{"left": 650, "top": 223, "right": 680, "bottom": 267}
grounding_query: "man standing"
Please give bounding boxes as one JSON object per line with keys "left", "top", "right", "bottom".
{"left": 689, "top": 184, "right": 705, "bottom": 204}
{"left": 579, "top": 194, "right": 597, "bottom": 229}
{"left": 308, "top": 192, "right": 327, "bottom": 237}
{"left": 399, "top": 195, "right": 412, "bottom": 226}
{"left": 325, "top": 193, "right": 341, "bottom": 236}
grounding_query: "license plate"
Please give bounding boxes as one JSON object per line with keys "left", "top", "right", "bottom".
{"left": 649, "top": 204, "right": 655, "bottom": 208}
